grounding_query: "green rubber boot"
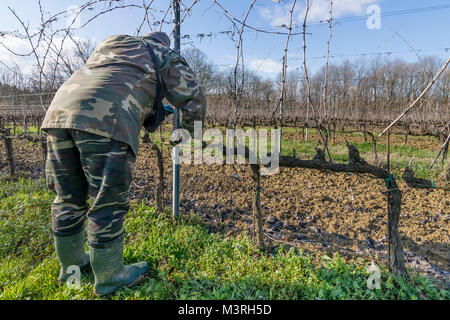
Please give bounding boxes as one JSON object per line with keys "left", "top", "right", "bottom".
{"left": 54, "top": 231, "right": 90, "bottom": 284}
{"left": 89, "top": 237, "right": 149, "bottom": 296}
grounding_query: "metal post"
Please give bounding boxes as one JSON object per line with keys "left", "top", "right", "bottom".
{"left": 387, "top": 129, "right": 390, "bottom": 172}
{"left": 386, "top": 129, "right": 391, "bottom": 272}
{"left": 278, "top": 55, "right": 285, "bottom": 155}
{"left": 172, "top": 0, "right": 181, "bottom": 221}
{"left": 305, "top": 95, "right": 309, "bottom": 142}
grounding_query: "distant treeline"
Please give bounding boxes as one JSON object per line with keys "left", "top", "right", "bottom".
{"left": 0, "top": 48, "right": 448, "bottom": 125}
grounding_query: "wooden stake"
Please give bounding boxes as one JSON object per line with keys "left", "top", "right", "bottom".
{"left": 3, "top": 136, "right": 15, "bottom": 179}
{"left": 430, "top": 133, "right": 450, "bottom": 169}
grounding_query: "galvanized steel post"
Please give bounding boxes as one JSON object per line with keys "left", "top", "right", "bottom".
{"left": 172, "top": 0, "right": 181, "bottom": 221}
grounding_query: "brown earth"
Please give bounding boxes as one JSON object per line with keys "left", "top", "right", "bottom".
{"left": 132, "top": 140, "right": 449, "bottom": 288}
{"left": 1, "top": 134, "right": 449, "bottom": 288}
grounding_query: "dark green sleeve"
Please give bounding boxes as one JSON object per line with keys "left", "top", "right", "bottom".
{"left": 161, "top": 54, "right": 207, "bottom": 136}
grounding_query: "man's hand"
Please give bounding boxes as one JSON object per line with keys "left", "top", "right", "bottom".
{"left": 167, "top": 104, "right": 182, "bottom": 147}
{"left": 163, "top": 104, "right": 175, "bottom": 118}
{"left": 170, "top": 136, "right": 183, "bottom": 147}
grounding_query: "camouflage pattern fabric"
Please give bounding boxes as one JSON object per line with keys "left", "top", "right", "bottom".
{"left": 41, "top": 32, "right": 206, "bottom": 156}
{"left": 45, "top": 129, "right": 135, "bottom": 248}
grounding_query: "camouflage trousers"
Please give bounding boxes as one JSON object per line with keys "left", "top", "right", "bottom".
{"left": 45, "top": 129, "right": 135, "bottom": 248}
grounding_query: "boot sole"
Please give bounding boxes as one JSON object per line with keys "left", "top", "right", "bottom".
{"left": 126, "top": 273, "right": 147, "bottom": 289}
{"left": 93, "top": 271, "right": 149, "bottom": 297}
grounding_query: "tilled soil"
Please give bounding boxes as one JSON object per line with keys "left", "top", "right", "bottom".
{"left": 1, "top": 136, "right": 449, "bottom": 289}
{"left": 132, "top": 141, "right": 449, "bottom": 287}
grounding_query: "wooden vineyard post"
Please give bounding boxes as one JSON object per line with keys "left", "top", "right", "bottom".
{"left": 385, "top": 129, "right": 408, "bottom": 276}
{"left": 251, "top": 163, "right": 264, "bottom": 249}
{"left": 443, "top": 139, "right": 449, "bottom": 166}
{"left": 3, "top": 135, "right": 15, "bottom": 179}
{"left": 142, "top": 131, "right": 150, "bottom": 143}
{"left": 40, "top": 138, "right": 47, "bottom": 162}
{"left": 430, "top": 133, "right": 450, "bottom": 170}
{"left": 150, "top": 141, "right": 164, "bottom": 212}
{"left": 386, "top": 175, "right": 408, "bottom": 276}
{"left": 366, "top": 131, "right": 378, "bottom": 164}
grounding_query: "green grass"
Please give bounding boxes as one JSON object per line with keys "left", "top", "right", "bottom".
{"left": 0, "top": 177, "right": 448, "bottom": 300}
{"left": 4, "top": 125, "right": 39, "bottom": 135}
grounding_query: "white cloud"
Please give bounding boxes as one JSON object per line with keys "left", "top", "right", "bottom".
{"left": 0, "top": 34, "right": 93, "bottom": 76}
{"left": 0, "top": 36, "right": 35, "bottom": 75}
{"left": 248, "top": 58, "right": 283, "bottom": 74}
{"left": 260, "top": 0, "right": 379, "bottom": 26}
{"left": 259, "top": 5, "right": 292, "bottom": 27}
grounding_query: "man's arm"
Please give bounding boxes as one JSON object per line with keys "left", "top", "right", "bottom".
{"left": 161, "top": 54, "right": 207, "bottom": 136}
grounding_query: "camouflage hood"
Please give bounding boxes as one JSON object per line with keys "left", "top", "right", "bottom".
{"left": 142, "top": 31, "right": 171, "bottom": 47}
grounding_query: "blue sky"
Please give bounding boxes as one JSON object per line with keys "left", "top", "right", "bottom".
{"left": 0, "top": 0, "right": 449, "bottom": 78}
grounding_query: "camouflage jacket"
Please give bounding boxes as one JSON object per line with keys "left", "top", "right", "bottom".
{"left": 41, "top": 34, "right": 206, "bottom": 156}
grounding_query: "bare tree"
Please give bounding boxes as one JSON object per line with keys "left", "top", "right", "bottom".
{"left": 182, "top": 47, "right": 216, "bottom": 93}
